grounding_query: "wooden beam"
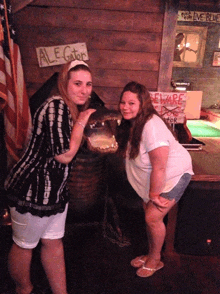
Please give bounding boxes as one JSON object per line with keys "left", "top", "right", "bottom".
{"left": 158, "top": 2, "right": 178, "bottom": 91}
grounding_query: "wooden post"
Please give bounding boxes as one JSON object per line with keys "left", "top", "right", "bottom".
{"left": 158, "top": 2, "right": 178, "bottom": 92}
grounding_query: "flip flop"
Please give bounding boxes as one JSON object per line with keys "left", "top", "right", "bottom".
{"left": 136, "top": 261, "right": 164, "bottom": 278}
{"left": 130, "top": 255, "right": 148, "bottom": 268}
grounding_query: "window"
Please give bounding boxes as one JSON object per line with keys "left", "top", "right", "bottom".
{"left": 173, "top": 25, "right": 207, "bottom": 68}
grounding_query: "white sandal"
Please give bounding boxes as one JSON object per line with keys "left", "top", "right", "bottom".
{"left": 136, "top": 261, "right": 164, "bottom": 277}
{"left": 130, "top": 255, "right": 148, "bottom": 268}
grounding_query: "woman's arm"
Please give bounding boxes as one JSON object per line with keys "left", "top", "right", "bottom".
{"left": 55, "top": 108, "right": 96, "bottom": 164}
{"left": 148, "top": 146, "right": 169, "bottom": 207}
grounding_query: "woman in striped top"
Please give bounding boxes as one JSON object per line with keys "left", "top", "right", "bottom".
{"left": 4, "top": 60, "right": 96, "bottom": 294}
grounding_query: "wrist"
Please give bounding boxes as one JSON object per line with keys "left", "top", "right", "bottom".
{"left": 149, "top": 191, "right": 160, "bottom": 198}
{"left": 76, "top": 121, "right": 85, "bottom": 128}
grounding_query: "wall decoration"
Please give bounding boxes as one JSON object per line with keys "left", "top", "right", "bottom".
{"left": 173, "top": 26, "right": 208, "bottom": 68}
{"left": 178, "top": 11, "right": 220, "bottom": 24}
{"left": 212, "top": 51, "right": 220, "bottom": 66}
{"left": 150, "top": 92, "right": 187, "bottom": 124}
{"left": 36, "top": 42, "right": 89, "bottom": 67}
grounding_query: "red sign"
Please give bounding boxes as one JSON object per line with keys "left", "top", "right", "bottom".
{"left": 150, "top": 92, "right": 187, "bottom": 124}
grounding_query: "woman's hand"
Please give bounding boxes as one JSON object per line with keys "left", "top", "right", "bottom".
{"left": 149, "top": 194, "right": 170, "bottom": 210}
{"left": 148, "top": 146, "right": 169, "bottom": 210}
{"left": 76, "top": 108, "right": 96, "bottom": 127}
{"left": 55, "top": 109, "right": 96, "bottom": 164}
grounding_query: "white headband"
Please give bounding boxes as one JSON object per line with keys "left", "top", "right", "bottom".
{"left": 68, "top": 60, "right": 89, "bottom": 71}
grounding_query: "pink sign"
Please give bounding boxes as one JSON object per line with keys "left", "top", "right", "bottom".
{"left": 150, "top": 92, "right": 187, "bottom": 124}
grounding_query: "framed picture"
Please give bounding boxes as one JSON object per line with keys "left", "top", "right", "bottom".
{"left": 173, "top": 25, "right": 208, "bottom": 68}
{"left": 212, "top": 52, "right": 220, "bottom": 67}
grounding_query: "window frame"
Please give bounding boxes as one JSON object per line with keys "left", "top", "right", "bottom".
{"left": 173, "top": 25, "right": 208, "bottom": 68}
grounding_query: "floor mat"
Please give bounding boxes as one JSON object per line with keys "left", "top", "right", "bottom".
{"left": 186, "top": 120, "right": 220, "bottom": 137}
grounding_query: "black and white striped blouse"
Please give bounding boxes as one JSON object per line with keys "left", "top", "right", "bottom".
{"left": 5, "top": 96, "right": 73, "bottom": 217}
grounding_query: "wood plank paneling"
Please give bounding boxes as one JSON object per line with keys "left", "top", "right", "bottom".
{"left": 89, "top": 51, "right": 160, "bottom": 71}
{"left": 94, "top": 78, "right": 159, "bottom": 109}
{"left": 92, "top": 68, "right": 158, "bottom": 88}
{"left": 31, "top": 0, "right": 164, "bottom": 13}
{"left": 16, "top": 27, "right": 162, "bottom": 53}
{"left": 10, "top": 0, "right": 34, "bottom": 13}
{"left": 15, "top": 7, "right": 163, "bottom": 33}
{"left": 158, "top": 2, "right": 178, "bottom": 91}
{"left": 180, "top": 0, "right": 219, "bottom": 7}
{"left": 179, "top": 0, "right": 220, "bottom": 12}
{"left": 24, "top": 65, "right": 158, "bottom": 87}
{"left": 21, "top": 49, "right": 160, "bottom": 72}
{"left": 13, "top": 0, "right": 165, "bottom": 108}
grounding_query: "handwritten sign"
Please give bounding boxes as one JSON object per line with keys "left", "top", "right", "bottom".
{"left": 178, "top": 10, "right": 220, "bottom": 23}
{"left": 150, "top": 92, "right": 187, "bottom": 124}
{"left": 36, "top": 42, "right": 89, "bottom": 67}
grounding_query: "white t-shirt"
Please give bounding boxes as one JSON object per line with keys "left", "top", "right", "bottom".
{"left": 125, "top": 115, "right": 194, "bottom": 202}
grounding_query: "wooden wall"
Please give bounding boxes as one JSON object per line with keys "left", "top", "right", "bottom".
{"left": 179, "top": 0, "right": 220, "bottom": 11}
{"left": 12, "top": 0, "right": 166, "bottom": 109}
{"left": 172, "top": 0, "right": 220, "bottom": 109}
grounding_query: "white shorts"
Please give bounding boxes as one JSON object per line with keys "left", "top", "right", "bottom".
{"left": 10, "top": 204, "right": 68, "bottom": 249}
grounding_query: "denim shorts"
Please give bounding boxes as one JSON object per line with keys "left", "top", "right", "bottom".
{"left": 160, "top": 173, "right": 192, "bottom": 203}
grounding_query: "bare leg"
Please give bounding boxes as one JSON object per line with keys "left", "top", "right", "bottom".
{"left": 8, "top": 243, "right": 33, "bottom": 294}
{"left": 136, "top": 198, "right": 176, "bottom": 276}
{"left": 40, "top": 238, "right": 68, "bottom": 294}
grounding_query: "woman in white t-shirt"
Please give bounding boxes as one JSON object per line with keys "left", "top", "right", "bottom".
{"left": 117, "top": 81, "right": 193, "bottom": 278}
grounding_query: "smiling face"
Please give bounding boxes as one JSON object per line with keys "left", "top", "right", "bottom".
{"left": 119, "top": 91, "right": 141, "bottom": 120}
{"left": 67, "top": 69, "right": 92, "bottom": 105}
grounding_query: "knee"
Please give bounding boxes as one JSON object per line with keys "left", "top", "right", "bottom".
{"left": 41, "top": 239, "right": 64, "bottom": 259}
{"left": 144, "top": 212, "right": 161, "bottom": 228}
{"left": 145, "top": 213, "right": 155, "bottom": 225}
{"left": 41, "top": 238, "right": 63, "bottom": 251}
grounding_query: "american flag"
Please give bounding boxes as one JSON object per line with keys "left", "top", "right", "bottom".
{"left": 0, "top": 0, "right": 32, "bottom": 169}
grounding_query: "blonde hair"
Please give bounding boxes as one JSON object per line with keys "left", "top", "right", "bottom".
{"left": 57, "top": 60, "right": 92, "bottom": 122}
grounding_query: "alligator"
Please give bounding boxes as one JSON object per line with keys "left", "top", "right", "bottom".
{"left": 84, "top": 107, "right": 122, "bottom": 154}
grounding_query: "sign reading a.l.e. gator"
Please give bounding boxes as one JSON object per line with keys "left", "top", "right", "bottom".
{"left": 36, "top": 42, "right": 89, "bottom": 67}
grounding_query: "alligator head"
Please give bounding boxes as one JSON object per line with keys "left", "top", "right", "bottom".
{"left": 84, "top": 107, "right": 122, "bottom": 154}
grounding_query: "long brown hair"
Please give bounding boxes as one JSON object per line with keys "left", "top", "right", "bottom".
{"left": 57, "top": 61, "right": 92, "bottom": 123}
{"left": 118, "top": 81, "right": 174, "bottom": 159}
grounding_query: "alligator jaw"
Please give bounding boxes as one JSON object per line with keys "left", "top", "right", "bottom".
{"left": 84, "top": 108, "right": 121, "bottom": 154}
{"left": 87, "top": 133, "right": 118, "bottom": 154}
